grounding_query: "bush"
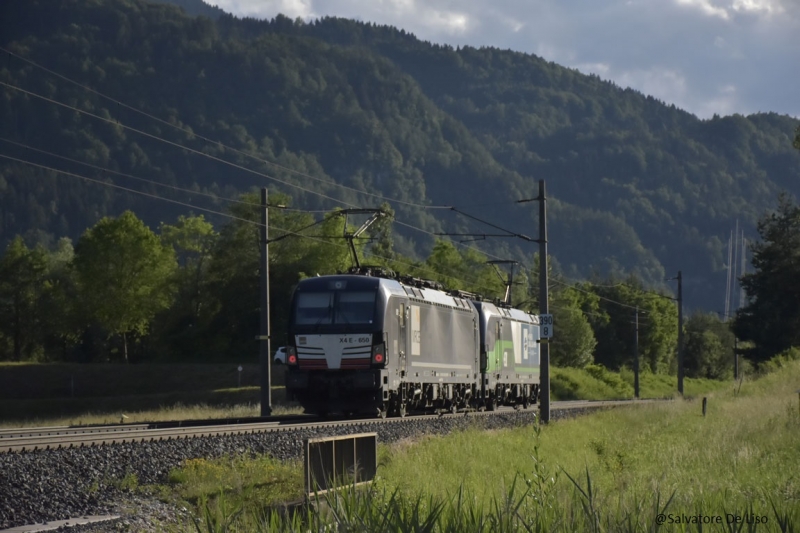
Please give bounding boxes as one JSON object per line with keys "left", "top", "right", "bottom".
{"left": 759, "top": 346, "right": 800, "bottom": 374}
{"left": 582, "top": 364, "right": 634, "bottom": 397}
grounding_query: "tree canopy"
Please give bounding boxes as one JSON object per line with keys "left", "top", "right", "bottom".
{"left": 0, "top": 237, "right": 48, "bottom": 360}
{"left": 732, "top": 194, "right": 800, "bottom": 363}
{"left": 73, "top": 211, "right": 176, "bottom": 362}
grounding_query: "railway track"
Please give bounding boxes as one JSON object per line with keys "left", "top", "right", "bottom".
{"left": 0, "top": 399, "right": 659, "bottom": 453}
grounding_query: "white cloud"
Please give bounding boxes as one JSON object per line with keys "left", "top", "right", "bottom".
{"left": 211, "top": 0, "right": 314, "bottom": 19}
{"left": 674, "top": 0, "right": 730, "bottom": 20}
{"left": 694, "top": 84, "right": 739, "bottom": 117}
{"left": 421, "top": 10, "right": 471, "bottom": 34}
{"left": 731, "top": 0, "right": 783, "bottom": 15}
{"left": 619, "top": 67, "right": 690, "bottom": 103}
{"left": 574, "top": 62, "right": 612, "bottom": 77}
{"left": 206, "top": 0, "right": 800, "bottom": 118}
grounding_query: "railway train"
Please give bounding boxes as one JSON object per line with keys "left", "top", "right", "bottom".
{"left": 284, "top": 271, "right": 541, "bottom": 417}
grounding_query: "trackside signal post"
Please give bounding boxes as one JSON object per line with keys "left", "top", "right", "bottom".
{"left": 538, "top": 180, "right": 550, "bottom": 424}
{"left": 259, "top": 188, "right": 272, "bottom": 416}
{"left": 633, "top": 308, "right": 640, "bottom": 398}
{"left": 521, "top": 180, "right": 550, "bottom": 423}
{"left": 517, "top": 180, "right": 552, "bottom": 424}
{"left": 667, "top": 271, "right": 684, "bottom": 395}
{"left": 677, "top": 271, "right": 684, "bottom": 395}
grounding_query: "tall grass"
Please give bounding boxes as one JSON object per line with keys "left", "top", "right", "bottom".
{"left": 175, "top": 361, "right": 800, "bottom": 532}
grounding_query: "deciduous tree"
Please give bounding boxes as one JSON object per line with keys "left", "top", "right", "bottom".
{"left": 549, "top": 286, "right": 597, "bottom": 368}
{"left": 73, "top": 211, "right": 176, "bottom": 362}
{"left": 0, "top": 237, "right": 48, "bottom": 360}
{"left": 683, "top": 312, "right": 734, "bottom": 379}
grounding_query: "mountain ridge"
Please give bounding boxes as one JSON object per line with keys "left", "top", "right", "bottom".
{"left": 0, "top": 0, "right": 798, "bottom": 312}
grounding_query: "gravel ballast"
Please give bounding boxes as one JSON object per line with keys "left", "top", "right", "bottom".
{"left": 0, "top": 407, "right": 597, "bottom": 532}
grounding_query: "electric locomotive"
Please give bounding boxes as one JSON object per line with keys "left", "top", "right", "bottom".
{"left": 474, "top": 301, "right": 541, "bottom": 410}
{"left": 284, "top": 272, "right": 540, "bottom": 417}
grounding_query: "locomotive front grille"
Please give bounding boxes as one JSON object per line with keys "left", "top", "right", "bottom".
{"left": 339, "top": 357, "right": 372, "bottom": 369}
{"left": 299, "top": 358, "right": 328, "bottom": 370}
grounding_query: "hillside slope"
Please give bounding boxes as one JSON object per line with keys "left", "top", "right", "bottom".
{"left": 0, "top": 0, "right": 798, "bottom": 311}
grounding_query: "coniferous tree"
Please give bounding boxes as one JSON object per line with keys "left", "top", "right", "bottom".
{"left": 732, "top": 194, "right": 800, "bottom": 363}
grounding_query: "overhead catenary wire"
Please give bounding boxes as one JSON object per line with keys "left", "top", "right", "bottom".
{"left": 1, "top": 151, "right": 509, "bottom": 295}
{"left": 0, "top": 46, "right": 453, "bottom": 211}
{"left": 0, "top": 78, "right": 515, "bottom": 263}
{"left": 0, "top": 142, "right": 510, "bottom": 295}
{"left": 0, "top": 153, "right": 346, "bottom": 246}
{"left": 0, "top": 47, "right": 543, "bottom": 259}
{"left": 0, "top": 80, "right": 359, "bottom": 209}
{"left": 0, "top": 137, "right": 283, "bottom": 211}
{"left": 3, "top": 145, "right": 669, "bottom": 311}
{"left": 549, "top": 277, "right": 675, "bottom": 321}
{"left": 1, "top": 46, "right": 558, "bottom": 275}
{"left": 1, "top": 47, "right": 678, "bottom": 326}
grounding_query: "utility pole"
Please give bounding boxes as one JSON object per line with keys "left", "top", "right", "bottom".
{"left": 677, "top": 270, "right": 684, "bottom": 395}
{"left": 259, "top": 188, "right": 272, "bottom": 417}
{"left": 633, "top": 307, "right": 640, "bottom": 399}
{"left": 538, "top": 180, "right": 550, "bottom": 424}
{"left": 666, "top": 271, "right": 685, "bottom": 396}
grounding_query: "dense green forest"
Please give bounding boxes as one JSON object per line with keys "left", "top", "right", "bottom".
{"left": 0, "top": 193, "right": 705, "bottom": 376}
{"left": 1, "top": 0, "right": 799, "bottom": 317}
{"left": 4, "top": 186, "right": 799, "bottom": 378}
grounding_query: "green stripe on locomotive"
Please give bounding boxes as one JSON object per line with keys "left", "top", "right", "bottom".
{"left": 484, "top": 322, "right": 541, "bottom": 373}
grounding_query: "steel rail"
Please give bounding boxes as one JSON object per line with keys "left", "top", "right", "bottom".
{"left": 0, "top": 399, "right": 661, "bottom": 453}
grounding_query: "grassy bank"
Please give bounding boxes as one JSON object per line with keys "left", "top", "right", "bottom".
{"left": 552, "top": 364, "right": 729, "bottom": 400}
{"left": 0, "top": 362, "right": 292, "bottom": 425}
{"left": 165, "top": 360, "right": 800, "bottom": 532}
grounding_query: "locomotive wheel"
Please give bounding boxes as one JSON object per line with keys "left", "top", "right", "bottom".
{"left": 379, "top": 404, "right": 388, "bottom": 419}
{"left": 398, "top": 403, "right": 407, "bottom": 418}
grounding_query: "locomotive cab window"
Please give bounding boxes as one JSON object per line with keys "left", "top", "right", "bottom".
{"left": 336, "top": 291, "right": 376, "bottom": 324}
{"left": 294, "top": 290, "right": 377, "bottom": 326}
{"left": 295, "top": 292, "right": 334, "bottom": 325}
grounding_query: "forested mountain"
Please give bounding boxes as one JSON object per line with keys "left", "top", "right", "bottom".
{"left": 1, "top": 0, "right": 798, "bottom": 311}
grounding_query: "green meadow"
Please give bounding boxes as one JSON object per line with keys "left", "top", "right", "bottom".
{"left": 158, "top": 361, "right": 799, "bottom": 532}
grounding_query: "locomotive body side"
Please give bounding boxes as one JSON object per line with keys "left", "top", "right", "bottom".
{"left": 474, "top": 302, "right": 540, "bottom": 409}
{"left": 391, "top": 286, "right": 479, "bottom": 415}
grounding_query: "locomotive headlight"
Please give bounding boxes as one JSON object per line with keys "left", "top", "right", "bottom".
{"left": 371, "top": 343, "right": 386, "bottom": 367}
{"left": 287, "top": 346, "right": 298, "bottom": 366}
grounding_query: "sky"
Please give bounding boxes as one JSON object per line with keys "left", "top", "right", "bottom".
{"left": 206, "top": 0, "right": 798, "bottom": 119}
